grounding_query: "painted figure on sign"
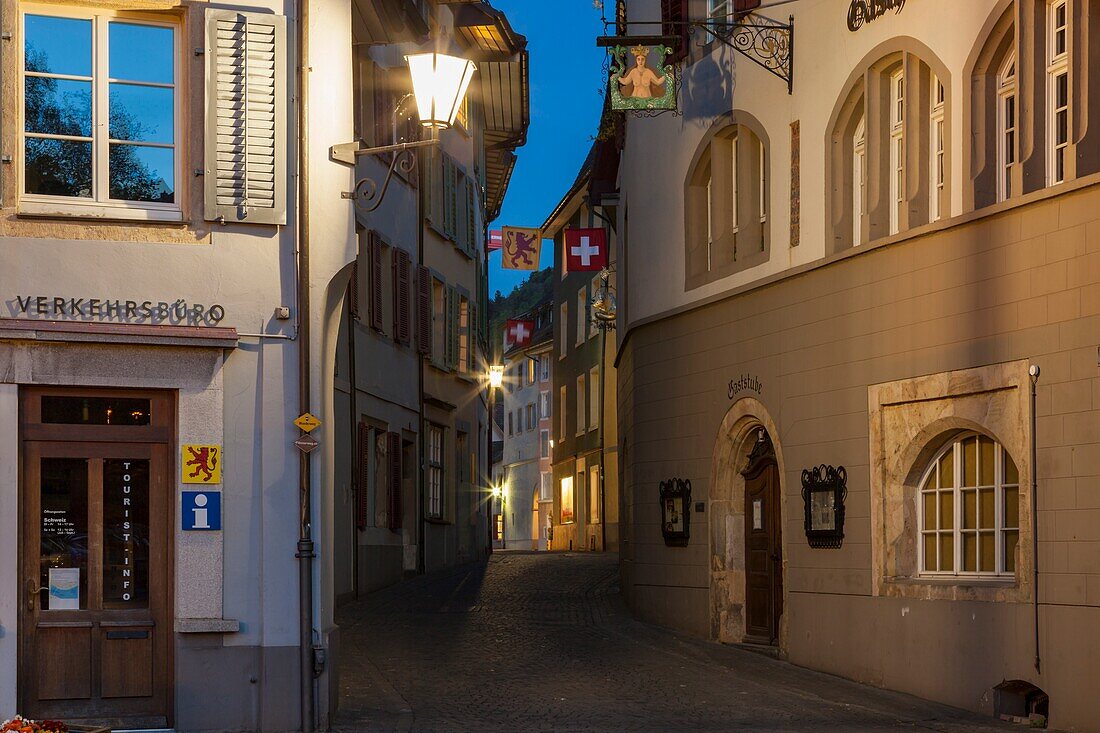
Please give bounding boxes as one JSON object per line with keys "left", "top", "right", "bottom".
{"left": 618, "top": 45, "right": 667, "bottom": 99}
{"left": 185, "top": 445, "right": 219, "bottom": 483}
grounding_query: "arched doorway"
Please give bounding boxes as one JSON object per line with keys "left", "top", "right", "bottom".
{"left": 741, "top": 429, "right": 782, "bottom": 645}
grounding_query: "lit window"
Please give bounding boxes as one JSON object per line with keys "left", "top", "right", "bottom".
{"left": 998, "top": 54, "right": 1017, "bottom": 202}
{"left": 929, "top": 76, "right": 945, "bottom": 222}
{"left": 560, "top": 476, "right": 574, "bottom": 523}
{"left": 853, "top": 115, "right": 866, "bottom": 246}
{"left": 1048, "top": 0, "right": 1069, "bottom": 185}
{"left": 889, "top": 69, "right": 905, "bottom": 235}
{"left": 589, "top": 466, "right": 600, "bottom": 524}
{"left": 919, "top": 434, "right": 1020, "bottom": 576}
{"left": 22, "top": 12, "right": 179, "bottom": 213}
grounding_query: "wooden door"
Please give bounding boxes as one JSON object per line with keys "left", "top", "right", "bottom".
{"left": 20, "top": 389, "right": 173, "bottom": 729}
{"left": 743, "top": 441, "right": 782, "bottom": 644}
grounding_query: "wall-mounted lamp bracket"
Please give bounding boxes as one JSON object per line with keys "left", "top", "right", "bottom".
{"left": 691, "top": 15, "right": 793, "bottom": 94}
{"left": 331, "top": 138, "right": 438, "bottom": 214}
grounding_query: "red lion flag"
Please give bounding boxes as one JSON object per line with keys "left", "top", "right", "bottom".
{"left": 504, "top": 319, "right": 535, "bottom": 350}
{"left": 501, "top": 227, "right": 542, "bottom": 271}
{"left": 565, "top": 228, "right": 607, "bottom": 271}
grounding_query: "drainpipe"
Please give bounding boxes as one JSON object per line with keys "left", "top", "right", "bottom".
{"left": 417, "top": 138, "right": 428, "bottom": 575}
{"left": 1030, "top": 364, "right": 1040, "bottom": 674}
{"left": 295, "top": 1, "right": 316, "bottom": 731}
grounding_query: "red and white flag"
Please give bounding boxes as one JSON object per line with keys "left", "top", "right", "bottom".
{"left": 504, "top": 319, "right": 535, "bottom": 350}
{"left": 489, "top": 230, "right": 503, "bottom": 251}
{"left": 565, "top": 228, "right": 608, "bottom": 271}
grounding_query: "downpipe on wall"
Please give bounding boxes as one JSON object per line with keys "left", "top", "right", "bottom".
{"left": 1030, "top": 364, "right": 1040, "bottom": 674}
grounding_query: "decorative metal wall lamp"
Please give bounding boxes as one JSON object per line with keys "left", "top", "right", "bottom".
{"left": 659, "top": 478, "right": 691, "bottom": 546}
{"left": 801, "top": 465, "right": 847, "bottom": 548}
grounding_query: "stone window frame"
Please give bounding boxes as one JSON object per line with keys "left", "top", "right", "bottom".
{"left": 929, "top": 75, "right": 946, "bottom": 222}
{"left": 825, "top": 41, "right": 951, "bottom": 255}
{"left": 685, "top": 111, "right": 770, "bottom": 291}
{"left": 1046, "top": 0, "right": 1070, "bottom": 186}
{"left": 997, "top": 52, "right": 1018, "bottom": 203}
{"left": 868, "top": 360, "right": 1034, "bottom": 604}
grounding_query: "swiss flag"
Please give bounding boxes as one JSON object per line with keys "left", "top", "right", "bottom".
{"left": 565, "top": 228, "right": 608, "bottom": 272}
{"left": 504, "top": 319, "right": 535, "bottom": 349}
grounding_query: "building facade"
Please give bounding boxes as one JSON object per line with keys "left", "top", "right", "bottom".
{"left": 546, "top": 151, "right": 620, "bottom": 553}
{"left": 0, "top": 0, "right": 525, "bottom": 731}
{"left": 615, "top": 0, "right": 1100, "bottom": 729}
{"left": 498, "top": 301, "right": 552, "bottom": 550}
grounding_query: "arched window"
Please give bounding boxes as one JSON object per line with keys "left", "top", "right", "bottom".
{"left": 827, "top": 48, "right": 948, "bottom": 252}
{"left": 685, "top": 114, "right": 770, "bottom": 289}
{"left": 1047, "top": 0, "right": 1070, "bottom": 185}
{"left": 852, "top": 116, "right": 866, "bottom": 246}
{"left": 919, "top": 433, "right": 1020, "bottom": 577}
{"left": 997, "top": 53, "right": 1017, "bottom": 202}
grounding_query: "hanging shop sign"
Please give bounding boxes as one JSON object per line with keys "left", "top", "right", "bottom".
{"left": 610, "top": 45, "right": 676, "bottom": 112}
{"left": 182, "top": 444, "right": 222, "bottom": 484}
{"left": 659, "top": 478, "right": 692, "bottom": 547}
{"left": 501, "top": 227, "right": 542, "bottom": 271}
{"left": 294, "top": 413, "right": 322, "bottom": 433}
{"left": 7, "top": 294, "right": 226, "bottom": 326}
{"left": 801, "top": 464, "right": 848, "bottom": 548}
{"left": 847, "top": 0, "right": 906, "bottom": 32}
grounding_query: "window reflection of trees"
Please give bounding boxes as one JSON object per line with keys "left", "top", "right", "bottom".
{"left": 25, "top": 43, "right": 173, "bottom": 203}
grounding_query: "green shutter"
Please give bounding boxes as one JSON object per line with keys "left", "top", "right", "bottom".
{"left": 429, "top": 154, "right": 443, "bottom": 233}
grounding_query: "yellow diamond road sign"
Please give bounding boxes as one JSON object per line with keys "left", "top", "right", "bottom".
{"left": 295, "top": 413, "right": 322, "bottom": 432}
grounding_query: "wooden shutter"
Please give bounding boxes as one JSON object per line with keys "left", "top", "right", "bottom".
{"left": 393, "top": 249, "right": 412, "bottom": 344}
{"left": 456, "top": 175, "right": 468, "bottom": 253}
{"left": 416, "top": 265, "right": 432, "bottom": 356}
{"left": 661, "top": 0, "right": 688, "bottom": 63}
{"left": 373, "top": 65, "right": 392, "bottom": 148}
{"left": 445, "top": 157, "right": 458, "bottom": 241}
{"left": 356, "top": 422, "right": 370, "bottom": 530}
{"left": 387, "top": 432, "right": 403, "bottom": 530}
{"left": 204, "top": 10, "right": 287, "bottom": 225}
{"left": 734, "top": 0, "right": 762, "bottom": 15}
{"left": 468, "top": 300, "right": 477, "bottom": 373}
{"left": 428, "top": 154, "right": 443, "bottom": 233}
{"left": 349, "top": 260, "right": 360, "bottom": 319}
{"left": 369, "top": 233, "right": 384, "bottom": 331}
{"left": 466, "top": 178, "right": 477, "bottom": 256}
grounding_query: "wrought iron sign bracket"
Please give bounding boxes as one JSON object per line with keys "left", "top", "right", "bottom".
{"left": 331, "top": 138, "right": 437, "bottom": 214}
{"left": 690, "top": 14, "right": 794, "bottom": 94}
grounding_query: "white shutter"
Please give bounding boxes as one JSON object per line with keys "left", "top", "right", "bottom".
{"left": 205, "top": 9, "right": 287, "bottom": 225}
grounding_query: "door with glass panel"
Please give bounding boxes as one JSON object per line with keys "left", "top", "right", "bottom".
{"left": 20, "top": 390, "right": 172, "bottom": 728}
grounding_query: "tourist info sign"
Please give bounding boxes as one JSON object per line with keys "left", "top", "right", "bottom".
{"left": 295, "top": 413, "right": 322, "bottom": 432}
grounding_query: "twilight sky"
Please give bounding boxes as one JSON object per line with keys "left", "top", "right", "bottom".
{"left": 486, "top": 1, "right": 609, "bottom": 296}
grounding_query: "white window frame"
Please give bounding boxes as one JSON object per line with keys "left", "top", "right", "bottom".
{"left": 588, "top": 465, "right": 600, "bottom": 524}
{"left": 730, "top": 134, "right": 739, "bottom": 234}
{"left": 575, "top": 374, "right": 586, "bottom": 436}
{"left": 526, "top": 402, "right": 535, "bottom": 432}
{"left": 852, "top": 115, "right": 866, "bottom": 246}
{"left": 540, "top": 471, "right": 552, "bottom": 501}
{"left": 889, "top": 69, "right": 905, "bottom": 235}
{"left": 539, "top": 390, "right": 551, "bottom": 421}
{"left": 997, "top": 53, "right": 1017, "bottom": 202}
{"left": 559, "top": 385, "right": 567, "bottom": 440}
{"left": 588, "top": 365, "right": 600, "bottom": 431}
{"left": 758, "top": 139, "right": 767, "bottom": 226}
{"left": 539, "top": 429, "right": 550, "bottom": 460}
{"left": 705, "top": 169, "right": 714, "bottom": 272}
{"left": 19, "top": 7, "right": 183, "bottom": 221}
{"left": 917, "top": 433, "right": 1020, "bottom": 578}
{"left": 708, "top": 0, "right": 731, "bottom": 21}
{"left": 929, "top": 76, "right": 945, "bottom": 222}
{"left": 560, "top": 475, "right": 575, "bottom": 524}
{"left": 1047, "top": 0, "right": 1069, "bottom": 186}
{"left": 539, "top": 354, "right": 550, "bottom": 381}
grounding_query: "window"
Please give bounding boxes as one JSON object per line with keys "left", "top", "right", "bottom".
{"left": 730, "top": 134, "right": 739, "bottom": 233}
{"left": 516, "top": 408, "right": 524, "bottom": 433}
{"left": 527, "top": 358, "right": 536, "bottom": 386}
{"left": 889, "top": 69, "right": 905, "bottom": 235}
{"left": 559, "top": 303, "right": 568, "bottom": 358}
{"left": 919, "top": 434, "right": 1020, "bottom": 576}
{"left": 708, "top": 0, "right": 730, "bottom": 20}
{"left": 540, "top": 471, "right": 552, "bottom": 501}
{"left": 998, "top": 54, "right": 1017, "bottom": 202}
{"left": 560, "top": 476, "right": 574, "bottom": 523}
{"left": 559, "top": 386, "right": 567, "bottom": 440}
{"left": 507, "top": 411, "right": 513, "bottom": 437}
{"left": 576, "top": 288, "right": 587, "bottom": 345}
{"left": 526, "top": 403, "right": 536, "bottom": 432}
{"left": 589, "top": 366, "right": 600, "bottom": 431}
{"left": 1048, "top": 0, "right": 1069, "bottom": 185}
{"left": 705, "top": 167, "right": 714, "bottom": 272}
{"left": 22, "top": 11, "right": 179, "bottom": 214}
{"left": 427, "top": 425, "right": 444, "bottom": 519}
{"left": 929, "top": 77, "right": 945, "bottom": 222}
{"left": 540, "top": 430, "right": 550, "bottom": 459}
{"left": 539, "top": 390, "right": 551, "bottom": 421}
{"left": 589, "top": 275, "right": 601, "bottom": 339}
{"left": 576, "top": 375, "right": 586, "bottom": 435}
{"left": 852, "top": 116, "right": 866, "bottom": 246}
{"left": 758, "top": 139, "right": 767, "bottom": 228}
{"left": 589, "top": 466, "right": 600, "bottom": 524}
{"left": 457, "top": 296, "right": 470, "bottom": 374}
{"left": 539, "top": 354, "right": 550, "bottom": 381}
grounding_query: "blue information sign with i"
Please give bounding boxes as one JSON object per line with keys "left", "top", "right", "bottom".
{"left": 182, "top": 491, "right": 222, "bottom": 531}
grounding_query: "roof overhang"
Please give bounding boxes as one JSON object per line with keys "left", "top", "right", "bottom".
{"left": 452, "top": 2, "right": 527, "bottom": 61}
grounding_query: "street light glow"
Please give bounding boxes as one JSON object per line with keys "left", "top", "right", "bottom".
{"left": 406, "top": 52, "right": 477, "bottom": 130}
{"left": 489, "top": 364, "right": 505, "bottom": 389}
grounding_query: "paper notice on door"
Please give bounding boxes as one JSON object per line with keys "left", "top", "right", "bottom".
{"left": 48, "top": 567, "right": 80, "bottom": 610}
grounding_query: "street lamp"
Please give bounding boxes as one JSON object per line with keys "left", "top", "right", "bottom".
{"left": 330, "top": 52, "right": 477, "bottom": 212}
{"left": 489, "top": 364, "right": 505, "bottom": 390}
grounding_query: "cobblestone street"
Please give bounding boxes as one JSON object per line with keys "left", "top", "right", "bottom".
{"left": 333, "top": 552, "right": 1015, "bottom": 732}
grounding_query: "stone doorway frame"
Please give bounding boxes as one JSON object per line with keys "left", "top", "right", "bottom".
{"left": 708, "top": 397, "right": 788, "bottom": 650}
